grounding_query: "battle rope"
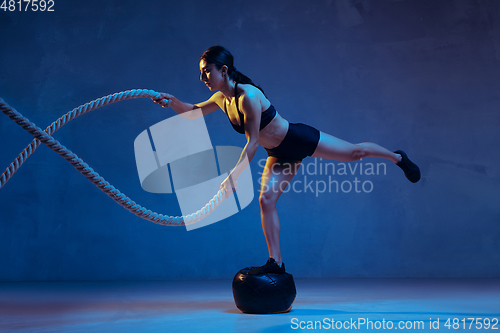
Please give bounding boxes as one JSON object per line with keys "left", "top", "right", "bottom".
{"left": 0, "top": 89, "right": 227, "bottom": 226}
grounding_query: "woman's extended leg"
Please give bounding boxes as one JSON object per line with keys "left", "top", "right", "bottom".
{"left": 249, "top": 157, "right": 302, "bottom": 274}
{"left": 312, "top": 132, "right": 400, "bottom": 162}
{"left": 311, "top": 132, "right": 420, "bottom": 182}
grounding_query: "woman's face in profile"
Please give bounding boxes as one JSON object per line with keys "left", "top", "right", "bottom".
{"left": 199, "top": 59, "right": 224, "bottom": 91}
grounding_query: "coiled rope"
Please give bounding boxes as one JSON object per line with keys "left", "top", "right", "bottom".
{"left": 0, "top": 89, "right": 227, "bottom": 226}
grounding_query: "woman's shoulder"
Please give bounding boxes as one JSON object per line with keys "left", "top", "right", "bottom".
{"left": 208, "top": 91, "right": 225, "bottom": 106}
{"left": 238, "top": 83, "right": 260, "bottom": 95}
{"left": 237, "top": 84, "right": 271, "bottom": 112}
{"left": 237, "top": 83, "right": 266, "bottom": 102}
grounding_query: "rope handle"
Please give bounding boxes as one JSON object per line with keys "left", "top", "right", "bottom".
{"left": 0, "top": 90, "right": 228, "bottom": 226}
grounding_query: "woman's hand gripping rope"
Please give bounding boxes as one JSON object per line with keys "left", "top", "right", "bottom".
{"left": 220, "top": 174, "right": 237, "bottom": 199}
{"left": 151, "top": 92, "right": 172, "bottom": 108}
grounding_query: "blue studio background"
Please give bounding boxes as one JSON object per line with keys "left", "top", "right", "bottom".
{"left": 0, "top": 0, "right": 499, "bottom": 281}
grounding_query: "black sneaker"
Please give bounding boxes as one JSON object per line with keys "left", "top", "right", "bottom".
{"left": 248, "top": 258, "right": 286, "bottom": 275}
{"left": 394, "top": 150, "right": 421, "bottom": 183}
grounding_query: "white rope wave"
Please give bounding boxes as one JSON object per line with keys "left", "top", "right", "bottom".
{"left": 0, "top": 89, "right": 228, "bottom": 226}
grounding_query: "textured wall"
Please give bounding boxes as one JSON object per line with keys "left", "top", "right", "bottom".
{"left": 1, "top": 0, "right": 499, "bottom": 280}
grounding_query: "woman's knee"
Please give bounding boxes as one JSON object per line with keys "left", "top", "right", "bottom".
{"left": 259, "top": 191, "right": 279, "bottom": 210}
{"left": 341, "top": 144, "right": 368, "bottom": 161}
{"left": 351, "top": 144, "right": 369, "bottom": 160}
{"left": 314, "top": 135, "right": 368, "bottom": 161}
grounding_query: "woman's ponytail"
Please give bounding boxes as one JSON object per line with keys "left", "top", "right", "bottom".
{"left": 201, "top": 46, "right": 265, "bottom": 95}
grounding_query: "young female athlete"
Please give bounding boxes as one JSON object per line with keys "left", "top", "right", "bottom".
{"left": 153, "top": 46, "right": 420, "bottom": 275}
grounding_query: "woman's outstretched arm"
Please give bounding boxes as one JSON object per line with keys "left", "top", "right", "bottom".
{"left": 152, "top": 91, "right": 223, "bottom": 116}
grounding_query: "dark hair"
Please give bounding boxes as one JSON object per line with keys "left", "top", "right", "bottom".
{"left": 200, "top": 46, "right": 265, "bottom": 94}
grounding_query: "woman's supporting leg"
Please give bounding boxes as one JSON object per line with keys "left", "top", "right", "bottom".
{"left": 258, "top": 157, "right": 302, "bottom": 267}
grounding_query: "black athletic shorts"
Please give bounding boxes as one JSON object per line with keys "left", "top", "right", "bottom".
{"left": 264, "top": 123, "right": 320, "bottom": 161}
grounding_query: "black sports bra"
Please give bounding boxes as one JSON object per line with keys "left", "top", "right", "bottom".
{"left": 223, "top": 83, "right": 277, "bottom": 135}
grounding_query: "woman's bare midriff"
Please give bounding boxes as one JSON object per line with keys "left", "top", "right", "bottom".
{"left": 258, "top": 112, "right": 289, "bottom": 150}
